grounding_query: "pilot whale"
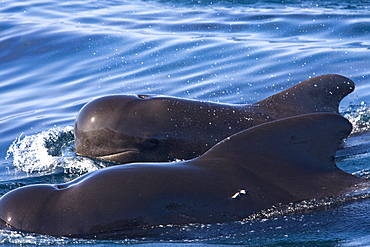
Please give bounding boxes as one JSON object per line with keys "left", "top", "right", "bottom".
{"left": 0, "top": 113, "right": 365, "bottom": 239}
{"left": 74, "top": 74, "right": 354, "bottom": 164}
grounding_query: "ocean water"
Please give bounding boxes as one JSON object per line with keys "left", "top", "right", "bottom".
{"left": 1, "top": 0, "right": 370, "bottom": 245}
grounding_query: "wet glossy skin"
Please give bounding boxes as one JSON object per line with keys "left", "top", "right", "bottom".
{"left": 74, "top": 94, "right": 271, "bottom": 163}
{"left": 74, "top": 74, "right": 354, "bottom": 164}
{"left": 0, "top": 113, "right": 364, "bottom": 238}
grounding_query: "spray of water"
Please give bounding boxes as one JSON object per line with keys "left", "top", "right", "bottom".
{"left": 343, "top": 101, "right": 370, "bottom": 134}
{"left": 6, "top": 126, "right": 104, "bottom": 175}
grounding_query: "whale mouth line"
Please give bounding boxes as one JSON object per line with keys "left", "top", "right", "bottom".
{"left": 96, "top": 149, "right": 140, "bottom": 161}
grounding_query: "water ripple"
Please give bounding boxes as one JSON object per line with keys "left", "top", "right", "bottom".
{"left": 0, "top": 0, "right": 370, "bottom": 243}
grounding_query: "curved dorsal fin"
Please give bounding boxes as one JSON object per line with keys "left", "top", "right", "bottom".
{"left": 196, "top": 113, "right": 360, "bottom": 197}
{"left": 257, "top": 75, "right": 354, "bottom": 117}
{"left": 200, "top": 113, "right": 351, "bottom": 170}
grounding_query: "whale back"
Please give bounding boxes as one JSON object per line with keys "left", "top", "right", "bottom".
{"left": 74, "top": 75, "right": 355, "bottom": 164}
{"left": 196, "top": 113, "right": 362, "bottom": 199}
{"left": 0, "top": 113, "right": 364, "bottom": 239}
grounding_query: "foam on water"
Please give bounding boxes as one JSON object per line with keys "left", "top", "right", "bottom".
{"left": 5, "top": 127, "right": 104, "bottom": 176}
{"left": 0, "top": 229, "right": 70, "bottom": 246}
{"left": 343, "top": 102, "right": 370, "bottom": 134}
{"left": 336, "top": 103, "right": 370, "bottom": 178}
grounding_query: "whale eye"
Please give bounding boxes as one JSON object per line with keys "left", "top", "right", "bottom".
{"left": 134, "top": 137, "right": 159, "bottom": 149}
{"left": 138, "top": 94, "right": 150, "bottom": 99}
{"left": 145, "top": 138, "right": 159, "bottom": 149}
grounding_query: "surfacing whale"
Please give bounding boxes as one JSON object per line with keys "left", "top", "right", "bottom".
{"left": 0, "top": 113, "right": 365, "bottom": 239}
{"left": 74, "top": 74, "right": 354, "bottom": 164}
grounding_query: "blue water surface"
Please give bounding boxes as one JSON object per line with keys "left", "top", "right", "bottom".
{"left": 1, "top": 0, "right": 370, "bottom": 245}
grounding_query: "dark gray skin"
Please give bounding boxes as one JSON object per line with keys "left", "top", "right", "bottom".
{"left": 0, "top": 113, "right": 365, "bottom": 239}
{"left": 74, "top": 74, "right": 355, "bottom": 164}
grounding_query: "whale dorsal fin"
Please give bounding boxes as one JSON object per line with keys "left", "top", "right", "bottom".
{"left": 196, "top": 113, "right": 360, "bottom": 198}
{"left": 257, "top": 74, "right": 354, "bottom": 117}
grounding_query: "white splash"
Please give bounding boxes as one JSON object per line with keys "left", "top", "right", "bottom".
{"left": 0, "top": 229, "right": 69, "bottom": 245}
{"left": 343, "top": 101, "right": 370, "bottom": 134}
{"left": 6, "top": 126, "right": 102, "bottom": 175}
